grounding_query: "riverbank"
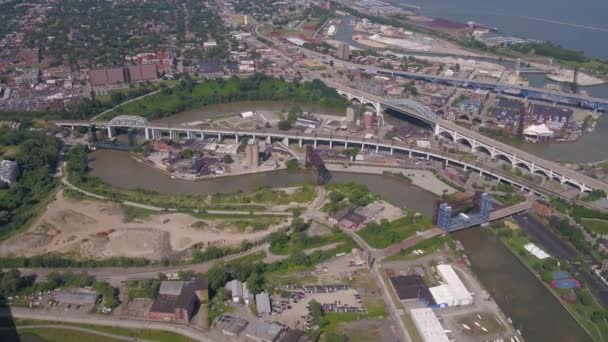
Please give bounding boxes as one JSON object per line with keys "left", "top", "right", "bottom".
{"left": 490, "top": 221, "right": 602, "bottom": 341}
{"left": 325, "top": 163, "right": 457, "bottom": 196}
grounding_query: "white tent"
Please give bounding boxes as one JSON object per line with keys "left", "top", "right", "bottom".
{"left": 524, "top": 123, "right": 553, "bottom": 141}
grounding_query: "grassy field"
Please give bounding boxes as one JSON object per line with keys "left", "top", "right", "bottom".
{"left": 216, "top": 216, "right": 284, "bottom": 232}
{"left": 211, "top": 185, "right": 316, "bottom": 206}
{"left": 385, "top": 235, "right": 453, "bottom": 261}
{"left": 15, "top": 328, "right": 123, "bottom": 342}
{"left": 0, "top": 145, "right": 19, "bottom": 158}
{"left": 581, "top": 218, "right": 608, "bottom": 235}
{"left": 357, "top": 215, "right": 433, "bottom": 249}
{"left": 7, "top": 319, "right": 197, "bottom": 342}
{"left": 99, "top": 76, "right": 347, "bottom": 121}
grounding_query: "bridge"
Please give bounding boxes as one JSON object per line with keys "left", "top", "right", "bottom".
{"left": 301, "top": 49, "right": 608, "bottom": 111}
{"left": 326, "top": 79, "right": 608, "bottom": 193}
{"left": 305, "top": 145, "right": 331, "bottom": 185}
{"left": 54, "top": 115, "right": 608, "bottom": 195}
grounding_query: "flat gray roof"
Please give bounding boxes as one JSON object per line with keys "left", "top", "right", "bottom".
{"left": 159, "top": 281, "right": 184, "bottom": 296}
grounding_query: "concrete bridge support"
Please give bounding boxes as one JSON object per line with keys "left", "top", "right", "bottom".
{"left": 107, "top": 126, "right": 116, "bottom": 139}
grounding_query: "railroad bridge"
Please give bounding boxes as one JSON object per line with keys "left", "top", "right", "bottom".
{"left": 54, "top": 90, "right": 608, "bottom": 194}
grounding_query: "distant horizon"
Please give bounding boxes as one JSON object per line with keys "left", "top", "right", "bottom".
{"left": 390, "top": 0, "right": 608, "bottom": 60}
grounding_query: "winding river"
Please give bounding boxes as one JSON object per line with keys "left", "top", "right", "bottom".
{"left": 89, "top": 148, "right": 590, "bottom": 342}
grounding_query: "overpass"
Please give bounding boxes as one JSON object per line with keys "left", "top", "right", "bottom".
{"left": 54, "top": 115, "right": 608, "bottom": 194}
{"left": 322, "top": 79, "right": 608, "bottom": 193}
{"left": 301, "top": 49, "right": 608, "bottom": 111}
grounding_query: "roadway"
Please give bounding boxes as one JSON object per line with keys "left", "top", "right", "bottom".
{"left": 318, "top": 77, "right": 608, "bottom": 193}
{"left": 300, "top": 48, "right": 608, "bottom": 108}
{"left": 54, "top": 119, "right": 607, "bottom": 200}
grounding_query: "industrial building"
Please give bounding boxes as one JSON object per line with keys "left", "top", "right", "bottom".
{"left": 429, "top": 264, "right": 472, "bottom": 307}
{"left": 226, "top": 279, "right": 253, "bottom": 304}
{"left": 337, "top": 42, "right": 350, "bottom": 60}
{"left": 55, "top": 289, "right": 100, "bottom": 305}
{"left": 219, "top": 315, "right": 249, "bottom": 337}
{"left": 148, "top": 278, "right": 208, "bottom": 324}
{"left": 389, "top": 275, "right": 435, "bottom": 305}
{"left": 410, "top": 308, "right": 450, "bottom": 342}
{"left": 245, "top": 139, "right": 260, "bottom": 168}
{"left": 244, "top": 319, "right": 284, "bottom": 342}
{"left": 255, "top": 292, "right": 271, "bottom": 315}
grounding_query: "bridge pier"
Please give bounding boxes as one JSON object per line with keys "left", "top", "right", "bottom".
{"left": 299, "top": 138, "right": 302, "bottom": 147}
{"left": 217, "top": 132, "right": 221, "bottom": 141}
{"left": 314, "top": 139, "right": 317, "bottom": 148}
{"left": 344, "top": 140, "right": 348, "bottom": 149}
{"left": 390, "top": 147, "right": 393, "bottom": 155}
{"left": 408, "top": 149, "right": 411, "bottom": 158}
{"left": 329, "top": 140, "right": 333, "bottom": 149}
{"left": 376, "top": 145, "right": 379, "bottom": 153}
{"left": 283, "top": 137, "right": 289, "bottom": 146}
{"left": 107, "top": 126, "right": 116, "bottom": 139}
{"left": 145, "top": 128, "right": 150, "bottom": 140}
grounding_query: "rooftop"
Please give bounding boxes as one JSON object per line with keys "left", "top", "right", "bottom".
{"left": 159, "top": 281, "right": 184, "bottom": 296}
{"left": 55, "top": 289, "right": 99, "bottom": 305}
{"left": 245, "top": 319, "right": 283, "bottom": 342}
{"left": 256, "top": 292, "right": 271, "bottom": 314}
{"left": 410, "top": 308, "right": 450, "bottom": 342}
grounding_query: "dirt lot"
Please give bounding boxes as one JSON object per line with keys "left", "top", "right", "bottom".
{"left": 0, "top": 190, "right": 284, "bottom": 260}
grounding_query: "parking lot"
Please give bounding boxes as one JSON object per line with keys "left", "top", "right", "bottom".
{"left": 271, "top": 285, "right": 365, "bottom": 329}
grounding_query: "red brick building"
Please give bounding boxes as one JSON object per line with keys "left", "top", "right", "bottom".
{"left": 148, "top": 278, "right": 208, "bottom": 324}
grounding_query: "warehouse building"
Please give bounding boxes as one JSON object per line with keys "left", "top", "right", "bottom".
{"left": 429, "top": 264, "right": 472, "bottom": 307}
{"left": 148, "top": 278, "right": 208, "bottom": 324}
{"left": 410, "top": 308, "right": 450, "bottom": 342}
{"left": 55, "top": 289, "right": 99, "bottom": 305}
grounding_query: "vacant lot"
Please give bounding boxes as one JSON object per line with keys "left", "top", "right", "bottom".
{"left": 357, "top": 215, "right": 433, "bottom": 249}
{"left": 0, "top": 191, "right": 285, "bottom": 260}
{"left": 581, "top": 218, "right": 608, "bottom": 235}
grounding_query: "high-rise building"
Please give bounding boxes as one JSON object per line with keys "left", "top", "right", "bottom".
{"left": 337, "top": 43, "right": 350, "bottom": 60}
{"left": 346, "top": 106, "right": 357, "bottom": 124}
{"left": 480, "top": 193, "right": 492, "bottom": 221}
{"left": 252, "top": 140, "right": 259, "bottom": 167}
{"left": 437, "top": 203, "right": 452, "bottom": 231}
{"left": 245, "top": 140, "right": 259, "bottom": 167}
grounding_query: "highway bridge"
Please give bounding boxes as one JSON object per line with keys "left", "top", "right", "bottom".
{"left": 322, "top": 79, "right": 608, "bottom": 193}
{"left": 301, "top": 49, "right": 608, "bottom": 111}
{"left": 55, "top": 112, "right": 608, "bottom": 194}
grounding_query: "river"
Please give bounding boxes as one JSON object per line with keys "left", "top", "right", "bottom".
{"left": 88, "top": 149, "right": 437, "bottom": 216}
{"left": 453, "top": 228, "right": 591, "bottom": 342}
{"left": 89, "top": 149, "right": 591, "bottom": 341}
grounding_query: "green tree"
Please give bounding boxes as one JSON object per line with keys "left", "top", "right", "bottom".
{"left": 181, "top": 148, "right": 193, "bottom": 159}
{"left": 286, "top": 159, "right": 299, "bottom": 170}
{"left": 207, "top": 263, "right": 229, "bottom": 291}
{"left": 246, "top": 272, "right": 264, "bottom": 294}
{"left": 223, "top": 155, "right": 233, "bottom": 164}
{"left": 278, "top": 120, "right": 292, "bottom": 131}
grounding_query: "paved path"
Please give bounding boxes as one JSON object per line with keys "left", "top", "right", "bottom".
{"left": 61, "top": 164, "right": 291, "bottom": 216}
